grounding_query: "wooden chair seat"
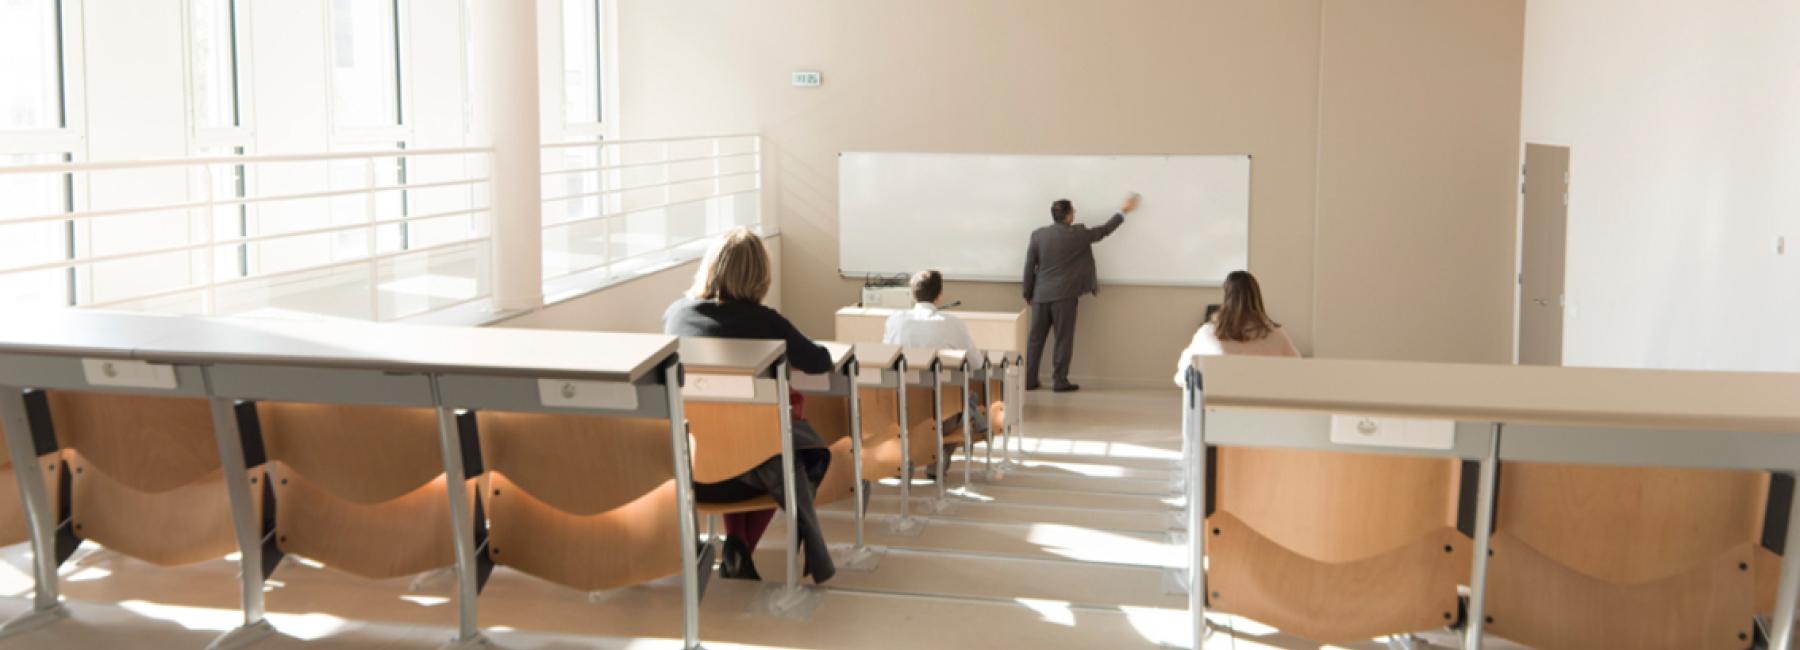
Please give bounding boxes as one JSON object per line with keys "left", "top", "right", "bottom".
{"left": 475, "top": 410, "right": 683, "bottom": 592}
{"left": 813, "top": 432, "right": 896, "bottom": 507}
{"left": 46, "top": 392, "right": 217, "bottom": 493}
{"left": 485, "top": 472, "right": 681, "bottom": 592}
{"left": 1206, "top": 511, "right": 1468, "bottom": 644}
{"left": 696, "top": 496, "right": 777, "bottom": 515}
{"left": 1208, "top": 447, "right": 1466, "bottom": 642}
{"left": 267, "top": 463, "right": 468, "bottom": 580}
{"left": 255, "top": 402, "right": 443, "bottom": 504}
{"left": 1486, "top": 531, "right": 1754, "bottom": 650}
{"left": 1488, "top": 463, "right": 1765, "bottom": 650}
{"left": 66, "top": 450, "right": 253, "bottom": 566}
{"left": 686, "top": 402, "right": 784, "bottom": 485}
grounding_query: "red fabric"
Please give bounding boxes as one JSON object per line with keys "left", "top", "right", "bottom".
{"left": 789, "top": 387, "right": 806, "bottom": 421}
{"left": 725, "top": 509, "right": 777, "bottom": 549}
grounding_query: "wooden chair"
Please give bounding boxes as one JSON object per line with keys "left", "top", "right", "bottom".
{"left": 48, "top": 391, "right": 251, "bottom": 566}
{"left": 253, "top": 402, "right": 467, "bottom": 580}
{"left": 1205, "top": 447, "right": 1469, "bottom": 644}
{"left": 474, "top": 411, "right": 682, "bottom": 591}
{"left": 687, "top": 401, "right": 785, "bottom": 517}
{"left": 1486, "top": 463, "right": 1765, "bottom": 650}
{"left": 796, "top": 394, "right": 864, "bottom": 507}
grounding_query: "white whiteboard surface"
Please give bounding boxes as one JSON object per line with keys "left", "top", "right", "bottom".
{"left": 838, "top": 152, "right": 1250, "bottom": 286}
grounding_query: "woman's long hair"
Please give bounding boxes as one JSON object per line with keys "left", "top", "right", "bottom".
{"left": 1213, "top": 270, "right": 1278, "bottom": 342}
{"left": 687, "top": 228, "right": 772, "bottom": 303}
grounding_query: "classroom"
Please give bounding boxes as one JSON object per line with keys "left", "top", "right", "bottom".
{"left": 0, "top": 1, "right": 1796, "bottom": 649}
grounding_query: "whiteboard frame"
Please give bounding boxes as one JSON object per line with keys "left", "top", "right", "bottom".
{"left": 835, "top": 151, "right": 1253, "bottom": 288}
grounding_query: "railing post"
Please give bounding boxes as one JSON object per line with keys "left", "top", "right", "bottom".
{"left": 471, "top": 0, "right": 543, "bottom": 312}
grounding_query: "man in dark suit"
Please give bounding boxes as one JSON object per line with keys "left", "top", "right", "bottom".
{"left": 1022, "top": 194, "right": 1139, "bottom": 391}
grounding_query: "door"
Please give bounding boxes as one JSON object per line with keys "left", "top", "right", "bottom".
{"left": 1519, "top": 144, "right": 1569, "bottom": 365}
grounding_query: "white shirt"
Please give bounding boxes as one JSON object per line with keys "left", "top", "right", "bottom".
{"left": 884, "top": 303, "right": 981, "bottom": 358}
{"left": 1172, "top": 322, "right": 1301, "bottom": 387}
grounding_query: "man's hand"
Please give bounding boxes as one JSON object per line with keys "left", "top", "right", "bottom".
{"left": 1121, "top": 193, "right": 1141, "bottom": 214}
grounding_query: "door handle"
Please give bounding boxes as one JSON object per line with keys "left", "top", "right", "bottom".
{"left": 1533, "top": 298, "right": 1549, "bottom": 307}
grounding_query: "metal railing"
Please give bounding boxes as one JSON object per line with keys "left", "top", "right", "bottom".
{"left": 539, "top": 133, "right": 762, "bottom": 299}
{"left": 0, "top": 147, "right": 494, "bottom": 322}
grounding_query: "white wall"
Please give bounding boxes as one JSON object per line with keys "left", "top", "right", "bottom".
{"left": 1521, "top": 0, "right": 1800, "bottom": 371}
{"left": 499, "top": 234, "right": 783, "bottom": 332}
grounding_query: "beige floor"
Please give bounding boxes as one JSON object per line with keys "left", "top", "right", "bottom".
{"left": 0, "top": 388, "right": 1487, "bottom": 649}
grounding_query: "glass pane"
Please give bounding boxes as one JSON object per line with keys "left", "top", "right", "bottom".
{"left": 0, "top": 0, "right": 63, "bottom": 130}
{"left": 0, "top": 153, "right": 69, "bottom": 308}
{"left": 561, "top": 0, "right": 599, "bottom": 124}
{"left": 190, "top": 0, "right": 241, "bottom": 129}
{"left": 331, "top": 0, "right": 400, "bottom": 128}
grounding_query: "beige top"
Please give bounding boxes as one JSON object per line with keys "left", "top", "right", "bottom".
{"left": 1173, "top": 322, "right": 1301, "bottom": 386}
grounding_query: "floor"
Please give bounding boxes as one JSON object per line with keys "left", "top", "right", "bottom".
{"left": 0, "top": 388, "right": 1487, "bottom": 649}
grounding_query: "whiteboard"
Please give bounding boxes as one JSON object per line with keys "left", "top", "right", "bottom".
{"left": 838, "top": 152, "right": 1250, "bottom": 286}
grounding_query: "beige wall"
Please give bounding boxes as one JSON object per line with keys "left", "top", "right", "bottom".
{"left": 499, "top": 236, "right": 783, "bottom": 333}
{"left": 1520, "top": 0, "right": 1800, "bottom": 372}
{"left": 617, "top": 0, "right": 1523, "bottom": 384}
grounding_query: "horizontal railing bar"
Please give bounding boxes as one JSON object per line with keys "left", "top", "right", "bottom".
{"left": 540, "top": 150, "right": 760, "bottom": 177}
{"left": 541, "top": 187, "right": 761, "bottom": 231}
{"left": 81, "top": 238, "right": 490, "bottom": 309}
{"left": 538, "top": 133, "right": 759, "bottom": 150}
{"left": 0, "top": 146, "right": 491, "bottom": 175}
{"left": 0, "top": 207, "right": 486, "bottom": 276}
{"left": 542, "top": 233, "right": 714, "bottom": 283}
{"left": 542, "top": 169, "right": 759, "bottom": 204}
{"left": 2, "top": 176, "right": 488, "bottom": 226}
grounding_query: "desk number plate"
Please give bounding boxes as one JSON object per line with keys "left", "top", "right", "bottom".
{"left": 538, "top": 379, "right": 639, "bottom": 410}
{"left": 1329, "top": 415, "right": 1455, "bottom": 450}
{"left": 683, "top": 373, "right": 757, "bottom": 400}
{"left": 82, "top": 359, "right": 178, "bottom": 390}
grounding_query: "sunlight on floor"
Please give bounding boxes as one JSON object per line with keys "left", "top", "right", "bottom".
{"left": 1018, "top": 437, "right": 1181, "bottom": 461}
{"left": 117, "top": 600, "right": 349, "bottom": 641}
{"left": 1025, "top": 523, "right": 1180, "bottom": 566}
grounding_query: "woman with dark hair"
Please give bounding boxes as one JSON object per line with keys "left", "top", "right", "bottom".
{"left": 663, "top": 227, "right": 835, "bottom": 584}
{"left": 1173, "top": 270, "right": 1299, "bottom": 386}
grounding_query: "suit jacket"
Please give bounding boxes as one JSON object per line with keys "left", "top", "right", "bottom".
{"left": 1022, "top": 213, "right": 1126, "bottom": 303}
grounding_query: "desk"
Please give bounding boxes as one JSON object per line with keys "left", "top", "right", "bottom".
{"left": 793, "top": 342, "right": 878, "bottom": 569}
{"left": 834, "top": 306, "right": 1028, "bottom": 353}
{"left": 0, "top": 314, "right": 698, "bottom": 650}
{"left": 1183, "top": 356, "right": 1800, "bottom": 650}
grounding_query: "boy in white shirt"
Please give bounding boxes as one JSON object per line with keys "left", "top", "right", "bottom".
{"left": 884, "top": 270, "right": 990, "bottom": 471}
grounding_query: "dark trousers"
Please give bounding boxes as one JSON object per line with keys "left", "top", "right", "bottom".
{"left": 693, "top": 432, "right": 835, "bottom": 584}
{"left": 1025, "top": 297, "right": 1079, "bottom": 388}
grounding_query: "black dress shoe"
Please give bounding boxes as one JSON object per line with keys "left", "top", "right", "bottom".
{"left": 1052, "top": 384, "right": 1081, "bottom": 393}
{"left": 719, "top": 536, "right": 761, "bottom": 581}
{"left": 1025, "top": 383, "right": 1043, "bottom": 391}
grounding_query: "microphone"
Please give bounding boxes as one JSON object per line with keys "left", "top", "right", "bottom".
{"left": 941, "top": 300, "right": 963, "bottom": 310}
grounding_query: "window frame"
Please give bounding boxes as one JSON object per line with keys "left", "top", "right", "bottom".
{"left": 559, "top": 0, "right": 617, "bottom": 140}
{"left": 183, "top": 0, "right": 255, "bottom": 150}
{"left": 324, "top": 0, "right": 413, "bottom": 144}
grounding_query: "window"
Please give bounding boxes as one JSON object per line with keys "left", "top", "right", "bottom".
{"left": 0, "top": 0, "right": 66, "bottom": 131}
{"left": 330, "top": 0, "right": 403, "bottom": 130}
{"left": 189, "top": 0, "right": 245, "bottom": 132}
{"left": 561, "top": 0, "right": 603, "bottom": 126}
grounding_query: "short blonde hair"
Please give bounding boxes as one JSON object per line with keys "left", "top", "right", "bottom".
{"left": 687, "top": 228, "right": 771, "bottom": 303}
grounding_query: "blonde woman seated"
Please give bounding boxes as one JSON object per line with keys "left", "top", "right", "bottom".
{"left": 1174, "top": 270, "right": 1299, "bottom": 386}
{"left": 663, "top": 228, "right": 835, "bottom": 584}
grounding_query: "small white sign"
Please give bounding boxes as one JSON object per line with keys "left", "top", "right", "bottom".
{"left": 790, "top": 372, "right": 832, "bottom": 393}
{"left": 683, "top": 373, "right": 757, "bottom": 400}
{"left": 82, "top": 359, "right": 178, "bottom": 390}
{"left": 791, "top": 70, "right": 822, "bottom": 87}
{"left": 1329, "top": 415, "right": 1455, "bottom": 450}
{"left": 537, "top": 379, "right": 639, "bottom": 410}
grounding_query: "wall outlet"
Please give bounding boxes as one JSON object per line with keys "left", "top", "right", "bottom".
{"left": 1779, "top": 235, "right": 1787, "bottom": 255}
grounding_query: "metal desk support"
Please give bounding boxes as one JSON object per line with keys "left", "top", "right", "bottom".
{"left": 0, "top": 386, "right": 65, "bottom": 637}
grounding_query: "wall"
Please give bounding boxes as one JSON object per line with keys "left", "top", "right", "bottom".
{"left": 1520, "top": 0, "right": 1800, "bottom": 371}
{"left": 617, "top": 0, "right": 1525, "bottom": 385}
{"left": 500, "top": 235, "right": 783, "bottom": 332}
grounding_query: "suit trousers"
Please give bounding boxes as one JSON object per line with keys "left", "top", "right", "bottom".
{"left": 1025, "top": 297, "right": 1079, "bottom": 387}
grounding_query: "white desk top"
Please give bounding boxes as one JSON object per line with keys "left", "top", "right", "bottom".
{"left": 676, "top": 337, "right": 786, "bottom": 375}
{"left": 853, "top": 343, "right": 903, "bottom": 369}
{"left": 136, "top": 317, "right": 680, "bottom": 383}
{"left": 900, "top": 347, "right": 940, "bottom": 367}
{"left": 0, "top": 310, "right": 204, "bottom": 359}
{"left": 1197, "top": 355, "right": 1800, "bottom": 433}
{"left": 816, "top": 341, "right": 855, "bottom": 374}
{"left": 986, "top": 349, "right": 1019, "bottom": 365}
{"left": 938, "top": 349, "right": 982, "bottom": 369}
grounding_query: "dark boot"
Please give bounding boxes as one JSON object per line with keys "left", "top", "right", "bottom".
{"left": 719, "top": 536, "right": 761, "bottom": 581}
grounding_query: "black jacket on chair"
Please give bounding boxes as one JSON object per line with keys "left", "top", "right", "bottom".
{"left": 1022, "top": 213, "right": 1126, "bottom": 304}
